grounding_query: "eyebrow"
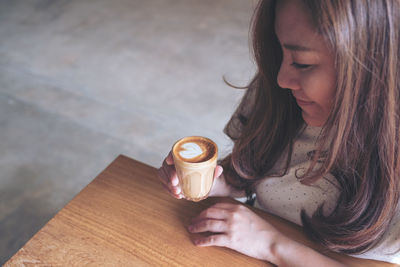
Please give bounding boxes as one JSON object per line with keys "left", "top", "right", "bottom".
{"left": 283, "top": 44, "right": 315, "bottom": 52}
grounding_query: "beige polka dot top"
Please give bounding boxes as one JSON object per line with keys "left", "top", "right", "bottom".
{"left": 253, "top": 125, "right": 400, "bottom": 264}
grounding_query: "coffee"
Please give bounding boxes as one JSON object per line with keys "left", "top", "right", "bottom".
{"left": 172, "top": 136, "right": 218, "bottom": 202}
{"left": 173, "top": 137, "right": 216, "bottom": 163}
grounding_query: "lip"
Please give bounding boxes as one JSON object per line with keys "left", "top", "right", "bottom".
{"left": 295, "top": 98, "right": 314, "bottom": 106}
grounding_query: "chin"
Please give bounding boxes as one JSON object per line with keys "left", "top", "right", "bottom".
{"left": 302, "top": 112, "right": 325, "bottom": 127}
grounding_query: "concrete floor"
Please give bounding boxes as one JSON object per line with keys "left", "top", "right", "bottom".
{"left": 0, "top": 0, "right": 255, "bottom": 264}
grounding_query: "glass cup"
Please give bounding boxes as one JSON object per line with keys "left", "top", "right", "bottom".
{"left": 172, "top": 136, "right": 218, "bottom": 202}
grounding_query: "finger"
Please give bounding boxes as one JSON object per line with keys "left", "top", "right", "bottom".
{"left": 161, "top": 182, "right": 183, "bottom": 199}
{"left": 163, "top": 155, "right": 180, "bottom": 186}
{"left": 165, "top": 151, "right": 174, "bottom": 165}
{"left": 162, "top": 154, "right": 175, "bottom": 171}
{"left": 170, "top": 172, "right": 179, "bottom": 186}
{"left": 188, "top": 219, "right": 228, "bottom": 233}
{"left": 157, "top": 165, "right": 173, "bottom": 186}
{"left": 192, "top": 234, "right": 230, "bottom": 247}
{"left": 161, "top": 175, "right": 181, "bottom": 194}
{"left": 157, "top": 166, "right": 179, "bottom": 190}
{"left": 158, "top": 162, "right": 179, "bottom": 187}
{"left": 211, "top": 202, "right": 243, "bottom": 211}
{"left": 213, "top": 165, "right": 223, "bottom": 179}
{"left": 192, "top": 207, "right": 230, "bottom": 222}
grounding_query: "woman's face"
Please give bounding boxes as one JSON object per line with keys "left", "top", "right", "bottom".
{"left": 275, "top": 0, "right": 336, "bottom": 127}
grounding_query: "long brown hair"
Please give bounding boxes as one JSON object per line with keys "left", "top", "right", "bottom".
{"left": 220, "top": 0, "right": 400, "bottom": 254}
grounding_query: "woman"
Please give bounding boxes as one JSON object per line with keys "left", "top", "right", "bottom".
{"left": 158, "top": 0, "right": 400, "bottom": 265}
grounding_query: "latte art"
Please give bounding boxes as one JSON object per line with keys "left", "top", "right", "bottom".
{"left": 173, "top": 136, "right": 217, "bottom": 163}
{"left": 179, "top": 142, "right": 203, "bottom": 159}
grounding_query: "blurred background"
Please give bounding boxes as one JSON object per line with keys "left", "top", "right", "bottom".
{"left": 0, "top": 0, "right": 256, "bottom": 264}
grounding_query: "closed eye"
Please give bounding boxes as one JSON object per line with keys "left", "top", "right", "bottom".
{"left": 291, "top": 62, "right": 312, "bottom": 69}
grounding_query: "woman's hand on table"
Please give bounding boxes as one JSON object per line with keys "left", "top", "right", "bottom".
{"left": 187, "top": 202, "right": 282, "bottom": 262}
{"left": 157, "top": 151, "right": 223, "bottom": 199}
{"left": 187, "top": 203, "right": 345, "bottom": 267}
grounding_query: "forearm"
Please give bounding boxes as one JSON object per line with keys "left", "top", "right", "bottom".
{"left": 209, "top": 173, "right": 246, "bottom": 198}
{"left": 269, "top": 234, "right": 345, "bottom": 267}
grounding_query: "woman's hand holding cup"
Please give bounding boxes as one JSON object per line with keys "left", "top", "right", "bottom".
{"left": 158, "top": 151, "right": 185, "bottom": 199}
{"left": 158, "top": 147, "right": 223, "bottom": 200}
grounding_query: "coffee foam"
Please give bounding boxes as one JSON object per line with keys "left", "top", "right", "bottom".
{"left": 178, "top": 142, "right": 203, "bottom": 159}
{"left": 174, "top": 137, "right": 216, "bottom": 163}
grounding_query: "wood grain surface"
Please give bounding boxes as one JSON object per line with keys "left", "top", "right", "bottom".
{"left": 5, "top": 155, "right": 398, "bottom": 266}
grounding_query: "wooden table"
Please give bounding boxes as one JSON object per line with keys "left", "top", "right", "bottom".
{"left": 5, "top": 155, "right": 398, "bottom": 266}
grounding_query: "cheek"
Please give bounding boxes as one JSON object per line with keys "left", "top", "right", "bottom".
{"left": 300, "top": 68, "right": 336, "bottom": 111}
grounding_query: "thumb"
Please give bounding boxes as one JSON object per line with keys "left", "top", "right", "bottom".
{"left": 213, "top": 165, "right": 223, "bottom": 179}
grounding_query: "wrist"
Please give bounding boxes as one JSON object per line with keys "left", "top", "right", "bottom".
{"left": 263, "top": 231, "right": 281, "bottom": 264}
{"left": 267, "top": 234, "right": 345, "bottom": 267}
{"left": 267, "top": 233, "right": 294, "bottom": 266}
{"left": 209, "top": 174, "right": 231, "bottom": 197}
{"left": 209, "top": 174, "right": 246, "bottom": 198}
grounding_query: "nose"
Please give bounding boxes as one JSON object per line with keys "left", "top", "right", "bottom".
{"left": 277, "top": 61, "right": 301, "bottom": 90}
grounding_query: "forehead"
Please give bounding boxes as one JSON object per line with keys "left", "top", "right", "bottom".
{"left": 274, "top": 0, "right": 323, "bottom": 52}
